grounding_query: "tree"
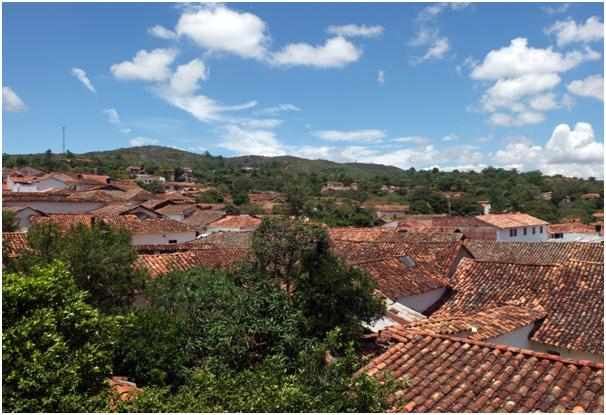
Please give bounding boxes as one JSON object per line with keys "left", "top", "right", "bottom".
{"left": 10, "top": 222, "right": 145, "bottom": 312}
{"left": 2, "top": 209, "right": 20, "bottom": 232}
{"left": 196, "top": 189, "right": 224, "bottom": 203}
{"left": 247, "top": 217, "right": 384, "bottom": 341}
{"left": 283, "top": 181, "right": 310, "bottom": 216}
{"left": 2, "top": 262, "right": 119, "bottom": 412}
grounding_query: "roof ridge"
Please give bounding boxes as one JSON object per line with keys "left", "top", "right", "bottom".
{"left": 466, "top": 258, "right": 562, "bottom": 267}
{"left": 401, "top": 331, "right": 604, "bottom": 369}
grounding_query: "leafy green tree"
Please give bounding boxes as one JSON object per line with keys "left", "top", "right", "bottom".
{"left": 283, "top": 181, "right": 310, "bottom": 216}
{"left": 2, "top": 209, "right": 20, "bottom": 232}
{"left": 10, "top": 222, "right": 145, "bottom": 312}
{"left": 247, "top": 217, "right": 384, "bottom": 341}
{"left": 2, "top": 262, "right": 119, "bottom": 412}
{"left": 137, "top": 181, "right": 165, "bottom": 194}
{"left": 196, "top": 189, "right": 224, "bottom": 203}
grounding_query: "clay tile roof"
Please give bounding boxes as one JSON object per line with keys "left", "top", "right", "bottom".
{"left": 548, "top": 223, "right": 598, "bottom": 235}
{"left": 30, "top": 214, "right": 95, "bottom": 231}
{"left": 435, "top": 258, "right": 604, "bottom": 355}
{"left": 2, "top": 232, "right": 29, "bottom": 257}
{"left": 328, "top": 227, "right": 462, "bottom": 244}
{"left": 475, "top": 213, "right": 549, "bottom": 228}
{"left": 108, "top": 376, "right": 142, "bottom": 404}
{"left": 362, "top": 332, "right": 604, "bottom": 413}
{"left": 182, "top": 210, "right": 226, "bottom": 228}
{"left": 354, "top": 256, "right": 450, "bottom": 299}
{"left": 384, "top": 304, "right": 546, "bottom": 342}
{"left": 155, "top": 203, "right": 197, "bottom": 216}
{"left": 92, "top": 203, "right": 159, "bottom": 216}
{"left": 365, "top": 203, "right": 410, "bottom": 212}
{"left": 464, "top": 240, "right": 604, "bottom": 265}
{"left": 137, "top": 248, "right": 246, "bottom": 276}
{"left": 207, "top": 214, "right": 262, "bottom": 229}
{"left": 191, "top": 231, "right": 253, "bottom": 248}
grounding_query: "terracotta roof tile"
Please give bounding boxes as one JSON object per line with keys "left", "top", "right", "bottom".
{"left": 434, "top": 258, "right": 604, "bottom": 355}
{"left": 548, "top": 223, "right": 599, "bottom": 235}
{"left": 182, "top": 209, "right": 226, "bottom": 228}
{"left": 207, "top": 214, "right": 262, "bottom": 229}
{"left": 30, "top": 214, "right": 198, "bottom": 234}
{"left": 362, "top": 332, "right": 604, "bottom": 412}
{"left": 2, "top": 232, "right": 29, "bottom": 257}
{"left": 191, "top": 231, "right": 253, "bottom": 248}
{"left": 137, "top": 248, "right": 246, "bottom": 276}
{"left": 328, "top": 227, "right": 462, "bottom": 244}
{"left": 476, "top": 213, "right": 549, "bottom": 228}
{"left": 464, "top": 240, "right": 604, "bottom": 265}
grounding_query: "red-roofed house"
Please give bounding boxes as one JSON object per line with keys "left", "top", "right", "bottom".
{"left": 206, "top": 214, "right": 262, "bottom": 233}
{"left": 475, "top": 213, "right": 549, "bottom": 242}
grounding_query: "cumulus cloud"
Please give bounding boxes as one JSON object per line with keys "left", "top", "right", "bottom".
{"left": 148, "top": 24, "right": 178, "bottom": 40}
{"left": 103, "top": 108, "right": 131, "bottom": 134}
{"left": 326, "top": 24, "right": 383, "bottom": 38}
{"left": 480, "top": 73, "right": 561, "bottom": 111}
{"left": 470, "top": 37, "right": 599, "bottom": 80}
{"left": 567, "top": 74, "right": 604, "bottom": 101}
{"left": 492, "top": 122, "right": 604, "bottom": 178}
{"left": 111, "top": 48, "right": 179, "bottom": 81}
{"left": 312, "top": 129, "right": 386, "bottom": 142}
{"left": 168, "top": 58, "right": 208, "bottom": 96}
{"left": 528, "top": 93, "right": 560, "bottom": 111}
{"left": 218, "top": 124, "right": 286, "bottom": 156}
{"left": 545, "top": 16, "right": 604, "bottom": 47}
{"left": 176, "top": 4, "right": 270, "bottom": 60}
{"left": 270, "top": 36, "right": 362, "bottom": 68}
{"left": 489, "top": 111, "right": 545, "bottom": 127}
{"left": 130, "top": 136, "right": 159, "bottom": 146}
{"left": 71, "top": 68, "right": 96, "bottom": 93}
{"left": 377, "top": 69, "right": 385, "bottom": 85}
{"left": 2, "top": 87, "right": 28, "bottom": 112}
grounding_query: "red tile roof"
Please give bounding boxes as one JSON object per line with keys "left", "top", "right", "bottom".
{"left": 182, "top": 209, "right": 226, "bottom": 229}
{"left": 137, "top": 248, "right": 246, "bottom": 276}
{"left": 2, "top": 232, "right": 29, "bottom": 257}
{"left": 475, "top": 213, "right": 549, "bottom": 228}
{"left": 207, "top": 214, "right": 262, "bottom": 229}
{"left": 328, "top": 227, "right": 462, "bottom": 244}
{"left": 191, "top": 231, "right": 253, "bottom": 248}
{"left": 548, "top": 223, "right": 598, "bottom": 235}
{"left": 463, "top": 240, "right": 604, "bottom": 265}
{"left": 363, "top": 332, "right": 604, "bottom": 412}
{"left": 434, "top": 258, "right": 604, "bottom": 355}
{"left": 383, "top": 304, "right": 546, "bottom": 342}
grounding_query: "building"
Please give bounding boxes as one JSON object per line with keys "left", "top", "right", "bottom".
{"left": 135, "top": 174, "right": 165, "bottom": 184}
{"left": 136, "top": 248, "right": 246, "bottom": 276}
{"left": 320, "top": 181, "right": 358, "bottom": 192}
{"left": 182, "top": 209, "right": 226, "bottom": 232}
{"left": 547, "top": 223, "right": 603, "bottom": 242}
{"left": 163, "top": 182, "right": 195, "bottom": 193}
{"left": 154, "top": 203, "right": 198, "bottom": 221}
{"left": 474, "top": 213, "right": 549, "bottom": 242}
{"left": 581, "top": 193, "right": 601, "bottom": 200}
{"left": 363, "top": 202, "right": 410, "bottom": 219}
{"left": 2, "top": 206, "right": 47, "bottom": 230}
{"left": 363, "top": 331, "right": 604, "bottom": 412}
{"left": 205, "top": 214, "right": 262, "bottom": 234}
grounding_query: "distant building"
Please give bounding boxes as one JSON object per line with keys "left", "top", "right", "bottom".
{"left": 547, "top": 223, "right": 603, "bottom": 242}
{"left": 135, "top": 174, "right": 165, "bottom": 185}
{"left": 363, "top": 202, "right": 410, "bottom": 219}
{"left": 581, "top": 193, "right": 601, "bottom": 200}
{"left": 381, "top": 184, "right": 400, "bottom": 193}
{"left": 321, "top": 181, "right": 358, "bottom": 192}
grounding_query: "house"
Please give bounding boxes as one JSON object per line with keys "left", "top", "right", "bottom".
{"left": 182, "top": 209, "right": 226, "bottom": 231}
{"left": 2, "top": 206, "right": 47, "bottom": 230}
{"left": 205, "top": 214, "right": 262, "bottom": 234}
{"left": 163, "top": 182, "right": 195, "bottom": 193}
{"left": 191, "top": 230, "right": 253, "bottom": 248}
{"left": 2, "top": 232, "right": 30, "bottom": 257}
{"left": 547, "top": 223, "right": 603, "bottom": 242}
{"left": 3, "top": 191, "right": 109, "bottom": 213}
{"left": 363, "top": 331, "right": 604, "bottom": 412}
{"left": 92, "top": 203, "right": 163, "bottom": 220}
{"left": 320, "top": 181, "right": 358, "bottom": 192}
{"left": 474, "top": 213, "right": 549, "bottom": 242}
{"left": 477, "top": 200, "right": 491, "bottom": 215}
{"left": 380, "top": 185, "right": 400, "bottom": 193}
{"left": 127, "top": 166, "right": 145, "bottom": 175}
{"left": 581, "top": 193, "right": 601, "bottom": 200}
{"left": 154, "top": 203, "right": 198, "bottom": 221}
{"left": 433, "top": 256, "right": 603, "bottom": 362}
{"left": 135, "top": 174, "right": 165, "bottom": 184}
{"left": 431, "top": 216, "right": 498, "bottom": 240}
{"left": 30, "top": 214, "right": 199, "bottom": 245}
{"left": 136, "top": 248, "right": 246, "bottom": 276}
{"left": 363, "top": 202, "right": 410, "bottom": 219}
{"left": 6, "top": 172, "right": 110, "bottom": 193}
{"left": 248, "top": 192, "right": 281, "bottom": 212}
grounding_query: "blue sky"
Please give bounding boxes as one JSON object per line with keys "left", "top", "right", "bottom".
{"left": 3, "top": 2, "right": 604, "bottom": 178}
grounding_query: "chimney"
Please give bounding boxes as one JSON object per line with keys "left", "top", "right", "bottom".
{"left": 483, "top": 203, "right": 491, "bottom": 215}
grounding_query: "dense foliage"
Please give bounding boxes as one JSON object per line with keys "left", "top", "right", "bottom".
{"left": 2, "top": 262, "right": 120, "bottom": 412}
{"left": 3, "top": 146, "right": 603, "bottom": 223}
{"left": 3, "top": 219, "right": 399, "bottom": 412}
{"left": 5, "top": 222, "right": 145, "bottom": 312}
{"left": 2, "top": 209, "right": 20, "bottom": 232}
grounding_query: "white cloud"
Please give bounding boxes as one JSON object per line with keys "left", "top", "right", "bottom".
{"left": 470, "top": 38, "right": 600, "bottom": 80}
{"left": 528, "top": 93, "right": 560, "bottom": 111}
{"left": 111, "top": 48, "right": 179, "bottom": 81}
{"left": 377, "top": 69, "right": 385, "bottom": 85}
{"left": 71, "top": 68, "right": 96, "bottom": 93}
{"left": 545, "top": 16, "right": 604, "bottom": 47}
{"left": 481, "top": 73, "right": 561, "bottom": 111}
{"left": 326, "top": 24, "right": 383, "bottom": 38}
{"left": 312, "top": 129, "right": 386, "bottom": 142}
{"left": 130, "top": 136, "right": 159, "bottom": 146}
{"left": 103, "top": 108, "right": 131, "bottom": 134}
{"left": 567, "top": 74, "right": 604, "bottom": 101}
{"left": 442, "top": 134, "right": 459, "bottom": 142}
{"left": 2, "top": 87, "right": 28, "bottom": 112}
{"left": 239, "top": 118, "right": 283, "bottom": 129}
{"left": 411, "top": 37, "right": 450, "bottom": 64}
{"left": 456, "top": 56, "right": 479, "bottom": 76}
{"left": 492, "top": 122, "right": 604, "bottom": 178}
{"left": 218, "top": 124, "right": 286, "bottom": 156}
{"left": 393, "top": 136, "right": 430, "bottom": 144}
{"left": 259, "top": 103, "right": 301, "bottom": 114}
{"left": 542, "top": 3, "right": 570, "bottom": 14}
{"left": 148, "top": 24, "right": 178, "bottom": 40}
{"left": 168, "top": 58, "right": 208, "bottom": 96}
{"left": 489, "top": 111, "right": 545, "bottom": 127}
{"left": 176, "top": 4, "right": 270, "bottom": 60}
{"left": 271, "top": 36, "right": 361, "bottom": 68}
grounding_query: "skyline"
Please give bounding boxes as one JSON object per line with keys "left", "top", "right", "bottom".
{"left": 2, "top": 2, "right": 604, "bottom": 178}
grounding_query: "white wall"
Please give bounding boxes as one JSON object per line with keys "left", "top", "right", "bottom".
{"left": 397, "top": 287, "right": 447, "bottom": 313}
{"left": 132, "top": 232, "right": 197, "bottom": 245}
{"left": 496, "top": 226, "right": 548, "bottom": 242}
{"left": 14, "top": 208, "right": 44, "bottom": 230}
{"left": 4, "top": 201, "right": 105, "bottom": 213}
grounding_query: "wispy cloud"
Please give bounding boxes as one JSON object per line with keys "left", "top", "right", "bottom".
{"left": 71, "top": 68, "right": 96, "bottom": 93}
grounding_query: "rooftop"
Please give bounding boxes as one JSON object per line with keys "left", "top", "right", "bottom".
{"left": 207, "top": 214, "right": 262, "bottom": 229}
{"left": 363, "top": 332, "right": 604, "bottom": 413}
{"left": 475, "top": 213, "right": 549, "bottom": 229}
{"left": 137, "top": 248, "right": 246, "bottom": 276}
